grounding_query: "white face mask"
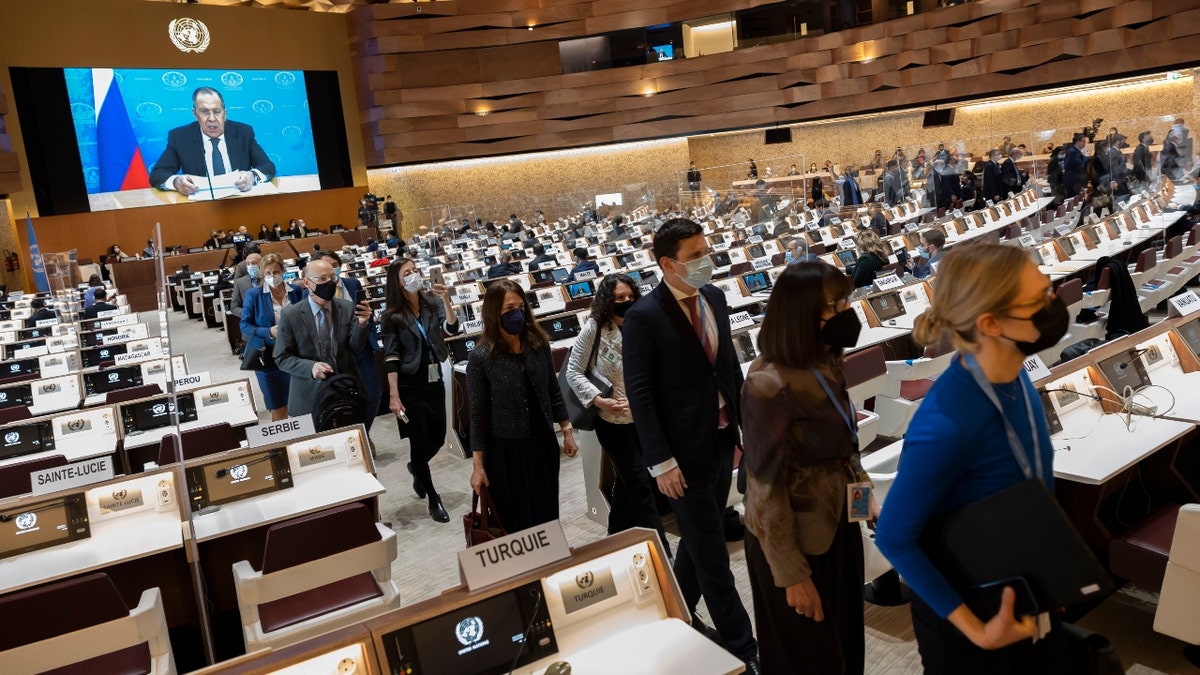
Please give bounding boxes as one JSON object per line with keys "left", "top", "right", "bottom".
{"left": 264, "top": 274, "right": 282, "bottom": 288}
{"left": 402, "top": 272, "right": 422, "bottom": 293}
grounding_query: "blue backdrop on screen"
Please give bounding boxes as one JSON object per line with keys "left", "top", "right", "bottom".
{"left": 64, "top": 68, "right": 318, "bottom": 194}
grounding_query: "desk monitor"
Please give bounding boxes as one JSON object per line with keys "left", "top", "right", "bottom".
{"left": 637, "top": 270, "right": 659, "bottom": 287}
{"left": 0, "top": 359, "right": 39, "bottom": 384}
{"left": 186, "top": 449, "right": 293, "bottom": 511}
{"left": 80, "top": 328, "right": 120, "bottom": 349}
{"left": 6, "top": 339, "right": 47, "bottom": 359}
{"left": 368, "top": 284, "right": 386, "bottom": 299}
{"left": 616, "top": 253, "right": 637, "bottom": 269}
{"left": 1096, "top": 349, "right": 1150, "bottom": 394}
{"left": 746, "top": 243, "right": 765, "bottom": 260}
{"left": 482, "top": 255, "right": 498, "bottom": 266}
{"left": 540, "top": 314, "right": 582, "bottom": 342}
{"left": 566, "top": 280, "right": 595, "bottom": 300}
{"left": 1058, "top": 236, "right": 1076, "bottom": 257}
{"left": 84, "top": 366, "right": 143, "bottom": 396}
{"left": 630, "top": 236, "right": 644, "bottom": 248}
{"left": 868, "top": 292, "right": 905, "bottom": 322}
{"left": 81, "top": 344, "right": 127, "bottom": 369}
{"left": 835, "top": 250, "right": 857, "bottom": 266}
{"left": 462, "top": 268, "right": 484, "bottom": 282}
{"left": 1179, "top": 316, "right": 1200, "bottom": 357}
{"left": 711, "top": 251, "right": 733, "bottom": 268}
{"left": 525, "top": 291, "right": 541, "bottom": 310}
{"left": 0, "top": 494, "right": 90, "bottom": 561}
{"left": 550, "top": 268, "right": 569, "bottom": 284}
{"left": 603, "top": 243, "right": 619, "bottom": 255}
{"left": 1085, "top": 227, "right": 1103, "bottom": 246}
{"left": 0, "top": 383, "right": 33, "bottom": 409}
{"left": 120, "top": 394, "right": 198, "bottom": 435}
{"left": 531, "top": 269, "right": 556, "bottom": 284}
{"left": 0, "top": 420, "right": 56, "bottom": 461}
{"left": 741, "top": 271, "right": 771, "bottom": 294}
{"left": 449, "top": 336, "right": 479, "bottom": 363}
{"left": 380, "top": 580, "right": 557, "bottom": 675}
{"left": 17, "top": 326, "right": 50, "bottom": 341}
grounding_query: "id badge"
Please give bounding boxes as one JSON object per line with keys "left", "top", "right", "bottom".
{"left": 847, "top": 483, "right": 872, "bottom": 522}
{"left": 428, "top": 363, "right": 441, "bottom": 382}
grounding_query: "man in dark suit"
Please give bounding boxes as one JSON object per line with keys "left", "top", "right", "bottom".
{"left": 564, "top": 248, "right": 600, "bottom": 282}
{"left": 525, "top": 243, "right": 559, "bottom": 272}
{"left": 882, "top": 159, "right": 904, "bottom": 206}
{"left": 840, "top": 166, "right": 863, "bottom": 206}
{"left": 24, "top": 299, "right": 57, "bottom": 328}
{"left": 486, "top": 251, "right": 522, "bottom": 279}
{"left": 313, "top": 250, "right": 383, "bottom": 433}
{"left": 1000, "top": 146, "right": 1025, "bottom": 198}
{"left": 82, "top": 288, "right": 119, "bottom": 320}
{"left": 229, "top": 250, "right": 261, "bottom": 318}
{"left": 1063, "top": 133, "right": 1090, "bottom": 197}
{"left": 623, "top": 219, "right": 758, "bottom": 673}
{"left": 981, "top": 149, "right": 1005, "bottom": 204}
{"left": 149, "top": 87, "right": 276, "bottom": 196}
{"left": 274, "top": 259, "right": 370, "bottom": 418}
{"left": 1132, "top": 131, "right": 1154, "bottom": 184}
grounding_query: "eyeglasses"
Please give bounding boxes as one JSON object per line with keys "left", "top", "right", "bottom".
{"left": 195, "top": 107, "right": 225, "bottom": 118}
{"left": 1000, "top": 288, "right": 1054, "bottom": 315}
{"left": 306, "top": 275, "right": 334, "bottom": 284}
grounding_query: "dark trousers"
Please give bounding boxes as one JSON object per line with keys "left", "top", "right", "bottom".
{"left": 670, "top": 427, "right": 756, "bottom": 661}
{"left": 911, "top": 593, "right": 1073, "bottom": 675}
{"left": 746, "top": 519, "right": 865, "bottom": 675}
{"left": 594, "top": 418, "right": 671, "bottom": 557}
{"left": 396, "top": 381, "right": 446, "bottom": 496}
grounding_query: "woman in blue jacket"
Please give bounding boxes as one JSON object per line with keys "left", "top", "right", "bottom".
{"left": 241, "top": 253, "right": 303, "bottom": 421}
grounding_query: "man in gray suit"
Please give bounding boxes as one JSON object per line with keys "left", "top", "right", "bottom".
{"left": 274, "top": 259, "right": 371, "bottom": 417}
{"left": 229, "top": 250, "right": 261, "bottom": 318}
{"left": 883, "top": 159, "right": 905, "bottom": 206}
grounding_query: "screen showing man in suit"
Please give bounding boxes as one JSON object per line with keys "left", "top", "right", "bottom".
{"left": 63, "top": 67, "right": 320, "bottom": 212}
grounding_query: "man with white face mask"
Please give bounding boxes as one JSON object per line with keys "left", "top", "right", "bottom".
{"left": 622, "top": 218, "right": 760, "bottom": 674}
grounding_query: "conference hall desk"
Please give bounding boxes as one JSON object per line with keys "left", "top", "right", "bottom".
{"left": 88, "top": 176, "right": 322, "bottom": 211}
{"left": 1033, "top": 315, "right": 1200, "bottom": 552}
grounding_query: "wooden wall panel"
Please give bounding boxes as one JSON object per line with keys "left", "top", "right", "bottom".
{"left": 0, "top": 87, "right": 23, "bottom": 197}
{"left": 352, "top": 0, "right": 1200, "bottom": 166}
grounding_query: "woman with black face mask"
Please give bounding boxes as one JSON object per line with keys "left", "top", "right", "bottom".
{"left": 565, "top": 274, "right": 670, "bottom": 555}
{"left": 876, "top": 244, "right": 1072, "bottom": 674}
{"left": 740, "top": 261, "right": 870, "bottom": 674}
{"left": 466, "top": 279, "right": 579, "bottom": 533}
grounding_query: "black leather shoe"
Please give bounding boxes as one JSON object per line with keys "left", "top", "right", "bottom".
{"left": 407, "top": 462, "right": 426, "bottom": 499}
{"left": 743, "top": 657, "right": 761, "bottom": 675}
{"left": 428, "top": 496, "right": 449, "bottom": 523}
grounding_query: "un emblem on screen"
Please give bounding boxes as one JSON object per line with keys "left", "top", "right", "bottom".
{"left": 229, "top": 464, "right": 249, "bottom": 481}
{"left": 15, "top": 513, "right": 36, "bottom": 531}
{"left": 455, "top": 616, "right": 484, "bottom": 646}
{"left": 4, "top": 432, "right": 19, "bottom": 445}
{"left": 152, "top": 403, "right": 167, "bottom": 415}
{"left": 274, "top": 72, "right": 296, "bottom": 87}
{"left": 169, "top": 17, "right": 211, "bottom": 53}
{"left": 108, "top": 372, "right": 120, "bottom": 383}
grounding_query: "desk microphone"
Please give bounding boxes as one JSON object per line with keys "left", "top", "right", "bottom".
{"left": 0, "top": 497, "right": 78, "bottom": 522}
{"left": 215, "top": 450, "right": 278, "bottom": 478}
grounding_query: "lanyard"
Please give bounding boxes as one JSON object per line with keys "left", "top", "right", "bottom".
{"left": 962, "top": 353, "right": 1044, "bottom": 481}
{"left": 810, "top": 368, "right": 858, "bottom": 448}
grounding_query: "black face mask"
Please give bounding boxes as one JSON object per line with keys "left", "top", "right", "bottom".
{"left": 821, "top": 308, "right": 862, "bottom": 349}
{"left": 311, "top": 279, "right": 338, "bottom": 302}
{"left": 1001, "top": 296, "right": 1069, "bottom": 355}
{"left": 612, "top": 300, "right": 634, "bottom": 318}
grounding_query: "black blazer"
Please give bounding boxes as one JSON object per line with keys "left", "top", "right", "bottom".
{"left": 1132, "top": 143, "right": 1152, "bottom": 181}
{"left": 1000, "top": 157, "right": 1022, "bottom": 195}
{"left": 841, "top": 176, "right": 863, "bottom": 205}
{"left": 623, "top": 282, "right": 743, "bottom": 482}
{"left": 381, "top": 295, "right": 459, "bottom": 378}
{"left": 148, "top": 120, "right": 276, "bottom": 188}
{"left": 982, "top": 160, "right": 1004, "bottom": 202}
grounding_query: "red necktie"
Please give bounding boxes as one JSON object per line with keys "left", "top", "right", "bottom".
{"left": 683, "top": 295, "right": 728, "bottom": 427}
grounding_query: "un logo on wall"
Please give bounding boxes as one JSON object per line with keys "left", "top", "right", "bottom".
{"left": 169, "top": 17, "right": 211, "bottom": 53}
{"left": 161, "top": 71, "right": 188, "bottom": 89}
{"left": 221, "top": 72, "right": 244, "bottom": 88}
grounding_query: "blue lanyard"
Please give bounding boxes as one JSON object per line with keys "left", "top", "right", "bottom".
{"left": 413, "top": 317, "right": 437, "bottom": 362}
{"left": 810, "top": 368, "right": 858, "bottom": 448}
{"left": 962, "top": 353, "right": 1044, "bottom": 481}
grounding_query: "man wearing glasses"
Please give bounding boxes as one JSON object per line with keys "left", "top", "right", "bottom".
{"left": 274, "top": 259, "right": 372, "bottom": 418}
{"left": 149, "top": 86, "right": 276, "bottom": 196}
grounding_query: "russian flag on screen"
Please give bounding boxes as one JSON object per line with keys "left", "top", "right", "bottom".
{"left": 93, "top": 69, "right": 150, "bottom": 192}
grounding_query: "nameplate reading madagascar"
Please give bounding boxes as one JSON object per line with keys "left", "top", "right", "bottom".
{"left": 31, "top": 457, "right": 114, "bottom": 496}
{"left": 458, "top": 520, "right": 570, "bottom": 591}
{"left": 114, "top": 349, "right": 155, "bottom": 365}
{"left": 247, "top": 415, "right": 316, "bottom": 448}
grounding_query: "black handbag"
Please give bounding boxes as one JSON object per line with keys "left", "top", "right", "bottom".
{"left": 240, "top": 343, "right": 275, "bottom": 371}
{"left": 557, "top": 326, "right": 611, "bottom": 431}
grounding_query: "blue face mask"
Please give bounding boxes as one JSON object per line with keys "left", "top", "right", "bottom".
{"left": 784, "top": 252, "right": 794, "bottom": 263}
{"left": 247, "top": 264, "right": 259, "bottom": 279}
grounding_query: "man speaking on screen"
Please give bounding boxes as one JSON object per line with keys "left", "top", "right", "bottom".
{"left": 149, "top": 86, "right": 276, "bottom": 195}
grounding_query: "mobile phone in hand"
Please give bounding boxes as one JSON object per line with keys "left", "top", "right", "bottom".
{"left": 355, "top": 288, "right": 367, "bottom": 305}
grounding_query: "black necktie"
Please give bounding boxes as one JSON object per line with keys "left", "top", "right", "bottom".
{"left": 210, "top": 137, "right": 226, "bottom": 176}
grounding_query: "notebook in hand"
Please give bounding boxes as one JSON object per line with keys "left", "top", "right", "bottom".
{"left": 920, "top": 478, "right": 1114, "bottom": 617}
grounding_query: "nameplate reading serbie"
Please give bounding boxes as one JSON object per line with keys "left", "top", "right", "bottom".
{"left": 247, "top": 415, "right": 316, "bottom": 448}
{"left": 1168, "top": 290, "right": 1200, "bottom": 318}
{"left": 1022, "top": 354, "right": 1052, "bottom": 382}
{"left": 458, "top": 520, "right": 570, "bottom": 591}
{"left": 31, "top": 457, "right": 115, "bottom": 496}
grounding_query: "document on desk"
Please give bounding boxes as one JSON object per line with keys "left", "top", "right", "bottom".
{"left": 188, "top": 175, "right": 279, "bottom": 201}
